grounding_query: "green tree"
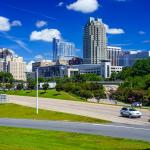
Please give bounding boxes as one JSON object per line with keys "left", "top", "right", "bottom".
{"left": 0, "top": 72, "right": 14, "bottom": 84}
{"left": 117, "top": 67, "right": 132, "bottom": 80}
{"left": 56, "top": 84, "right": 63, "bottom": 92}
{"left": 16, "top": 83, "right": 24, "bottom": 90}
{"left": 79, "top": 90, "right": 93, "bottom": 100}
{"left": 5, "top": 83, "right": 13, "bottom": 90}
{"left": 27, "top": 80, "right": 36, "bottom": 90}
{"left": 132, "top": 58, "right": 150, "bottom": 76}
{"left": 42, "top": 83, "right": 49, "bottom": 92}
{"left": 94, "top": 90, "right": 106, "bottom": 101}
{"left": 38, "top": 77, "right": 45, "bottom": 83}
{"left": 110, "top": 72, "right": 118, "bottom": 81}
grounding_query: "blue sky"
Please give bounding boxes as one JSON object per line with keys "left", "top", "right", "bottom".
{"left": 0, "top": 0, "right": 150, "bottom": 63}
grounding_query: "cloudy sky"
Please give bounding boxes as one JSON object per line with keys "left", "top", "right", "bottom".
{"left": 0, "top": 0, "right": 150, "bottom": 64}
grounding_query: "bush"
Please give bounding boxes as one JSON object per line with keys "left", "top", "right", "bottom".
{"left": 56, "top": 84, "right": 63, "bottom": 92}
{"left": 16, "top": 83, "right": 24, "bottom": 90}
{"left": 93, "top": 90, "right": 106, "bottom": 100}
{"left": 42, "top": 83, "right": 49, "bottom": 92}
{"left": 79, "top": 90, "right": 93, "bottom": 100}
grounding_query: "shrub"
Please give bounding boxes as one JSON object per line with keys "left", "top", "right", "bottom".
{"left": 16, "top": 83, "right": 24, "bottom": 90}
{"left": 79, "top": 90, "right": 93, "bottom": 100}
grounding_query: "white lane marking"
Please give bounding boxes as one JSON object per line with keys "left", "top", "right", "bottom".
{"left": 92, "top": 124, "right": 150, "bottom": 131}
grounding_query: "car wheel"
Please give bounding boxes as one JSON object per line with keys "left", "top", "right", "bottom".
{"left": 129, "top": 115, "right": 132, "bottom": 118}
{"left": 120, "top": 112, "right": 124, "bottom": 117}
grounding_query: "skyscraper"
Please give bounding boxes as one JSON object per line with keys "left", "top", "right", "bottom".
{"left": 53, "top": 38, "right": 75, "bottom": 63}
{"left": 0, "top": 48, "right": 13, "bottom": 72}
{"left": 83, "top": 17, "right": 107, "bottom": 64}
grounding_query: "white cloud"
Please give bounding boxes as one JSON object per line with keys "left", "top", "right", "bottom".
{"left": 34, "top": 54, "right": 44, "bottom": 61}
{"left": 138, "top": 31, "right": 145, "bottom": 35}
{"left": 104, "top": 24, "right": 125, "bottom": 34}
{"left": 0, "top": 16, "right": 22, "bottom": 31}
{"left": 26, "top": 61, "right": 35, "bottom": 72}
{"left": 30, "top": 29, "right": 61, "bottom": 42}
{"left": 36, "top": 20, "right": 47, "bottom": 28}
{"left": 11, "top": 20, "right": 22, "bottom": 27}
{"left": 0, "top": 16, "right": 11, "bottom": 31}
{"left": 57, "top": 2, "right": 64, "bottom": 7}
{"left": 1, "top": 32, "right": 32, "bottom": 53}
{"left": 67, "top": 0, "right": 99, "bottom": 13}
{"left": 15, "top": 40, "right": 32, "bottom": 53}
{"left": 143, "top": 40, "right": 150, "bottom": 44}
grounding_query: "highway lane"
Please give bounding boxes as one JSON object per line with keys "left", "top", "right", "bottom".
{"left": 8, "top": 95, "right": 150, "bottom": 126}
{"left": 0, "top": 118, "right": 150, "bottom": 142}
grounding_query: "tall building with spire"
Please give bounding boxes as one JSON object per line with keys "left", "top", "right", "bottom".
{"left": 83, "top": 17, "right": 107, "bottom": 64}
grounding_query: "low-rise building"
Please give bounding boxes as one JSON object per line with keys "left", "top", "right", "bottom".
{"left": 119, "top": 50, "right": 150, "bottom": 67}
{"left": 111, "top": 66, "right": 123, "bottom": 73}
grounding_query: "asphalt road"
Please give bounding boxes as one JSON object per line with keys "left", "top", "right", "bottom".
{"left": 0, "top": 118, "right": 150, "bottom": 142}
{"left": 9, "top": 95, "right": 150, "bottom": 126}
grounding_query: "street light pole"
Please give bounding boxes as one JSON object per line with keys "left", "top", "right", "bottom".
{"left": 36, "top": 68, "right": 39, "bottom": 115}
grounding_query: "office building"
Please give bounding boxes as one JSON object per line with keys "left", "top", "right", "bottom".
{"left": 119, "top": 50, "right": 150, "bottom": 67}
{"left": 107, "top": 46, "right": 123, "bottom": 72}
{"left": 0, "top": 48, "right": 13, "bottom": 72}
{"left": 0, "top": 48, "right": 13, "bottom": 59}
{"left": 83, "top": 17, "right": 107, "bottom": 64}
{"left": 32, "top": 60, "right": 54, "bottom": 72}
{"left": 53, "top": 38, "right": 75, "bottom": 63}
{"left": 69, "top": 57, "right": 83, "bottom": 65}
{"left": 0, "top": 59, "right": 4, "bottom": 72}
{"left": 8, "top": 57, "right": 26, "bottom": 81}
{"left": 0, "top": 48, "right": 26, "bottom": 81}
{"left": 107, "top": 46, "right": 122, "bottom": 66}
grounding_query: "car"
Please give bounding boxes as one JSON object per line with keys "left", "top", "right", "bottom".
{"left": 131, "top": 102, "right": 142, "bottom": 107}
{"left": 120, "top": 107, "right": 142, "bottom": 118}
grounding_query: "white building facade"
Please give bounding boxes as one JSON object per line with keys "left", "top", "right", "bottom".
{"left": 8, "top": 57, "right": 26, "bottom": 81}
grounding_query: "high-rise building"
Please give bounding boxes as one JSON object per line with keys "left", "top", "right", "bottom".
{"left": 83, "top": 17, "right": 107, "bottom": 64}
{"left": 0, "top": 48, "right": 26, "bottom": 81}
{"left": 0, "top": 59, "right": 5, "bottom": 72}
{"left": 53, "top": 38, "right": 75, "bottom": 63}
{"left": 8, "top": 57, "right": 26, "bottom": 81}
{"left": 0, "top": 48, "right": 13, "bottom": 72}
{"left": 0, "top": 48, "right": 13, "bottom": 59}
{"left": 107, "top": 46, "right": 122, "bottom": 66}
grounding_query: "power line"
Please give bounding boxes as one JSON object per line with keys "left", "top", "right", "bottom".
{"left": 0, "top": 2, "right": 56, "bottom": 20}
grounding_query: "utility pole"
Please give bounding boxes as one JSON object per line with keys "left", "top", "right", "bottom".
{"left": 36, "top": 68, "right": 39, "bottom": 114}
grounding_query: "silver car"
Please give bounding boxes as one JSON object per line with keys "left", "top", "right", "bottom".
{"left": 120, "top": 107, "right": 142, "bottom": 118}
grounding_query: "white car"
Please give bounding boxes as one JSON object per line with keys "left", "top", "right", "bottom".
{"left": 120, "top": 107, "right": 142, "bottom": 118}
{"left": 131, "top": 102, "right": 142, "bottom": 107}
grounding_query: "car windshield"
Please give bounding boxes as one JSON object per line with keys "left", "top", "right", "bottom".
{"left": 129, "top": 108, "right": 137, "bottom": 111}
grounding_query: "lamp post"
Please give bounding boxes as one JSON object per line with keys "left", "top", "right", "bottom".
{"left": 36, "top": 68, "right": 39, "bottom": 114}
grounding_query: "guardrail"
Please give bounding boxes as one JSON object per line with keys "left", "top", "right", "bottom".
{"left": 91, "top": 81, "right": 124, "bottom": 85}
{"left": 0, "top": 94, "right": 8, "bottom": 103}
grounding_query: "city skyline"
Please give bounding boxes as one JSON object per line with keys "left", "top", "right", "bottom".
{"left": 0, "top": 0, "right": 150, "bottom": 65}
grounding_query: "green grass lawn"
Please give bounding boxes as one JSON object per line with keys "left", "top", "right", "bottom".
{"left": 0, "top": 89, "right": 82, "bottom": 101}
{"left": 0, "top": 126, "right": 149, "bottom": 150}
{"left": 0, "top": 104, "right": 110, "bottom": 124}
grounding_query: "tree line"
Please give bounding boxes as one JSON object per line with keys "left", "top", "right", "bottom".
{"left": 110, "top": 58, "right": 150, "bottom": 106}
